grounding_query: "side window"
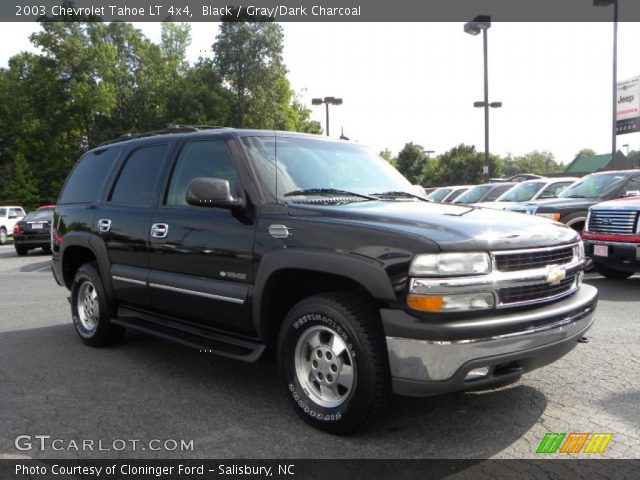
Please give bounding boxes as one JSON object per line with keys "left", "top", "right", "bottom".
{"left": 110, "top": 144, "right": 169, "bottom": 206}
{"left": 166, "top": 140, "right": 239, "bottom": 206}
{"left": 8, "top": 208, "right": 19, "bottom": 218}
{"left": 624, "top": 176, "right": 640, "bottom": 194}
{"left": 539, "top": 182, "right": 571, "bottom": 199}
{"left": 0, "top": 209, "right": 6, "bottom": 218}
{"left": 59, "top": 148, "right": 121, "bottom": 204}
{"left": 486, "top": 185, "right": 510, "bottom": 201}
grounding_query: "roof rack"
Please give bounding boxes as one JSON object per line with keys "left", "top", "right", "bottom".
{"left": 97, "top": 125, "right": 228, "bottom": 147}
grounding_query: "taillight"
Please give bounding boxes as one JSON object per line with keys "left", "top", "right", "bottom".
{"left": 13, "top": 224, "right": 21, "bottom": 235}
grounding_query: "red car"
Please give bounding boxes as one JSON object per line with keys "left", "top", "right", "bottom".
{"left": 582, "top": 196, "right": 640, "bottom": 279}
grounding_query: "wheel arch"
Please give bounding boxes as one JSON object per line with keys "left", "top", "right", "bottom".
{"left": 253, "top": 250, "right": 397, "bottom": 346}
{"left": 60, "top": 233, "right": 114, "bottom": 299}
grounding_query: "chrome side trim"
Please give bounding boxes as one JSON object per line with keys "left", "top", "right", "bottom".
{"left": 491, "top": 242, "right": 580, "bottom": 257}
{"left": 112, "top": 276, "right": 146, "bottom": 286}
{"left": 584, "top": 239, "right": 640, "bottom": 247}
{"left": 148, "top": 282, "right": 245, "bottom": 304}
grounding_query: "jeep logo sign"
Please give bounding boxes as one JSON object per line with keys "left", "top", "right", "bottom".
{"left": 617, "top": 75, "right": 640, "bottom": 135}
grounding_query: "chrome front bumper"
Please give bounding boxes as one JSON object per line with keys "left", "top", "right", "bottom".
{"left": 385, "top": 284, "right": 597, "bottom": 396}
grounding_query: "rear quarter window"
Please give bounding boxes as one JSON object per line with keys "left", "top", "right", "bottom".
{"left": 59, "top": 148, "right": 121, "bottom": 204}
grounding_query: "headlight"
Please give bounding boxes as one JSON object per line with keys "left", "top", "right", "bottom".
{"left": 407, "top": 292, "right": 495, "bottom": 312}
{"left": 536, "top": 213, "right": 561, "bottom": 221}
{"left": 410, "top": 252, "right": 491, "bottom": 276}
{"left": 575, "top": 240, "right": 585, "bottom": 260}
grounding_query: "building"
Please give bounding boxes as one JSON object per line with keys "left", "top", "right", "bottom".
{"left": 563, "top": 151, "right": 635, "bottom": 176}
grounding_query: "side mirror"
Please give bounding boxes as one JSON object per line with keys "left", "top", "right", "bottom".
{"left": 186, "top": 177, "right": 244, "bottom": 209}
{"left": 623, "top": 190, "right": 640, "bottom": 198}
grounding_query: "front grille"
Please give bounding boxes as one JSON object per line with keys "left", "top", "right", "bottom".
{"left": 588, "top": 209, "right": 638, "bottom": 235}
{"left": 498, "top": 275, "right": 576, "bottom": 305}
{"left": 494, "top": 246, "right": 575, "bottom": 272}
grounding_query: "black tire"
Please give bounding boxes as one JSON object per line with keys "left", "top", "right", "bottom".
{"left": 42, "top": 245, "right": 52, "bottom": 255}
{"left": 15, "top": 246, "right": 28, "bottom": 256}
{"left": 0, "top": 227, "right": 7, "bottom": 245}
{"left": 70, "top": 262, "right": 125, "bottom": 347}
{"left": 277, "top": 292, "right": 391, "bottom": 434}
{"left": 596, "top": 265, "right": 634, "bottom": 280}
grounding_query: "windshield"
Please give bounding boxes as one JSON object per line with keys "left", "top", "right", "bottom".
{"left": 427, "top": 188, "right": 452, "bottom": 202}
{"left": 24, "top": 210, "right": 53, "bottom": 221}
{"left": 498, "top": 182, "right": 545, "bottom": 202}
{"left": 453, "top": 185, "right": 492, "bottom": 204}
{"left": 241, "top": 136, "right": 416, "bottom": 201}
{"left": 559, "top": 172, "right": 628, "bottom": 199}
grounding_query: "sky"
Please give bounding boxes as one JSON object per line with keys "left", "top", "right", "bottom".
{"left": 2, "top": 21, "right": 640, "bottom": 165}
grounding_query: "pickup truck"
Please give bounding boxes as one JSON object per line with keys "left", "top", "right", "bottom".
{"left": 52, "top": 126, "right": 597, "bottom": 433}
{"left": 582, "top": 197, "right": 640, "bottom": 279}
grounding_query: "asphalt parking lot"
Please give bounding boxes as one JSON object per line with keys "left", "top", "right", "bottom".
{"left": 0, "top": 243, "right": 638, "bottom": 460}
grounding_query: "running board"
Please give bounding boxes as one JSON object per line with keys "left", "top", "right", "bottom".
{"left": 112, "top": 308, "right": 266, "bottom": 362}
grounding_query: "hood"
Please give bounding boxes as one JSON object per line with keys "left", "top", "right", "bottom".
{"left": 514, "top": 196, "right": 601, "bottom": 212}
{"left": 472, "top": 201, "right": 512, "bottom": 210}
{"left": 287, "top": 200, "right": 579, "bottom": 252}
{"left": 592, "top": 196, "right": 640, "bottom": 210}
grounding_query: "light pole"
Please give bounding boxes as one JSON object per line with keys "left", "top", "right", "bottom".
{"left": 312, "top": 96, "right": 343, "bottom": 137}
{"left": 593, "top": 0, "right": 618, "bottom": 160}
{"left": 423, "top": 150, "right": 435, "bottom": 158}
{"left": 464, "top": 15, "right": 501, "bottom": 179}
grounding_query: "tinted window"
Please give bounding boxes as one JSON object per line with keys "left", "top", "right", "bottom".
{"left": 486, "top": 185, "right": 512, "bottom": 201}
{"left": 166, "top": 140, "right": 239, "bottom": 206}
{"left": 59, "top": 148, "right": 120, "bottom": 204}
{"left": 110, "top": 145, "right": 168, "bottom": 206}
{"left": 25, "top": 210, "right": 53, "bottom": 221}
{"left": 454, "top": 185, "right": 491, "bottom": 203}
{"left": 559, "top": 172, "right": 629, "bottom": 199}
{"left": 427, "top": 188, "right": 452, "bottom": 202}
{"left": 498, "top": 182, "right": 545, "bottom": 202}
{"left": 538, "top": 181, "right": 573, "bottom": 199}
{"left": 445, "top": 188, "right": 467, "bottom": 202}
{"left": 0, "top": 209, "right": 6, "bottom": 217}
{"left": 625, "top": 176, "right": 640, "bottom": 193}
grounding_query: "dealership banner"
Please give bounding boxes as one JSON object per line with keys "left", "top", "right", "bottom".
{"left": 617, "top": 75, "right": 640, "bottom": 135}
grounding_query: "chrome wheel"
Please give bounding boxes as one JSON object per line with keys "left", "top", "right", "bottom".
{"left": 0, "top": 229, "right": 6, "bottom": 244}
{"left": 294, "top": 325, "right": 355, "bottom": 408}
{"left": 76, "top": 280, "right": 99, "bottom": 332}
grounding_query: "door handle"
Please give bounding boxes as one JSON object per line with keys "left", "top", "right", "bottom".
{"left": 151, "top": 223, "right": 169, "bottom": 239}
{"left": 97, "top": 219, "right": 111, "bottom": 233}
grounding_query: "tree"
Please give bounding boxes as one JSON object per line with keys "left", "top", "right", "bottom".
{"left": 423, "top": 144, "right": 502, "bottom": 186}
{"left": 577, "top": 148, "right": 596, "bottom": 157}
{"left": 213, "top": 9, "right": 286, "bottom": 127}
{"left": 395, "top": 143, "right": 426, "bottom": 183}
{"left": 379, "top": 148, "right": 397, "bottom": 167}
{"left": 502, "top": 151, "right": 562, "bottom": 177}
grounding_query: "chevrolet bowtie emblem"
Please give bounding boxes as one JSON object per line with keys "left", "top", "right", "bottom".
{"left": 546, "top": 267, "right": 566, "bottom": 285}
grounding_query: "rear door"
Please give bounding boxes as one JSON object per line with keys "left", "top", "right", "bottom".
{"left": 97, "top": 143, "right": 172, "bottom": 308}
{"left": 148, "top": 138, "right": 256, "bottom": 335}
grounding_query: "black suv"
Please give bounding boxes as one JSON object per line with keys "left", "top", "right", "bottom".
{"left": 52, "top": 126, "right": 597, "bottom": 433}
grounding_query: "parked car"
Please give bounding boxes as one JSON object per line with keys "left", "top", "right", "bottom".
{"left": 427, "top": 185, "right": 471, "bottom": 203}
{"left": 473, "top": 177, "right": 578, "bottom": 210}
{"left": 13, "top": 206, "right": 54, "bottom": 256}
{"left": 52, "top": 126, "right": 596, "bottom": 433}
{"left": 0, "top": 206, "right": 26, "bottom": 245}
{"left": 489, "top": 173, "right": 544, "bottom": 183}
{"left": 452, "top": 182, "right": 515, "bottom": 204}
{"left": 506, "top": 170, "right": 640, "bottom": 232}
{"left": 582, "top": 196, "right": 640, "bottom": 279}
{"left": 422, "top": 187, "right": 438, "bottom": 196}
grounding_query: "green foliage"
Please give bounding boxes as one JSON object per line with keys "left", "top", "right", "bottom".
{"left": 379, "top": 148, "right": 397, "bottom": 167}
{"left": 395, "top": 143, "right": 426, "bottom": 184}
{"left": 421, "top": 144, "right": 501, "bottom": 186}
{"left": 502, "top": 151, "right": 562, "bottom": 177}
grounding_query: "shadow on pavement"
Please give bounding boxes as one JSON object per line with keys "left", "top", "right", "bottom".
{"left": 0, "top": 323, "right": 547, "bottom": 459}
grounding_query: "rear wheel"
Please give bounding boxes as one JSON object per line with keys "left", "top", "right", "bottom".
{"left": 0, "top": 227, "right": 7, "bottom": 245}
{"left": 71, "top": 263, "right": 125, "bottom": 347}
{"left": 15, "top": 246, "right": 28, "bottom": 256}
{"left": 596, "top": 265, "right": 634, "bottom": 280}
{"left": 277, "top": 292, "right": 391, "bottom": 434}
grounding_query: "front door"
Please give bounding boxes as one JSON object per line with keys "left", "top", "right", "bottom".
{"left": 148, "top": 139, "right": 255, "bottom": 335}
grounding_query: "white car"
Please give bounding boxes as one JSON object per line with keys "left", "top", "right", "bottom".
{"left": 473, "top": 177, "right": 578, "bottom": 210}
{"left": 0, "top": 206, "right": 26, "bottom": 244}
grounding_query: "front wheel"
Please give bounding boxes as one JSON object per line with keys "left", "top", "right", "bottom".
{"left": 0, "top": 227, "right": 7, "bottom": 245}
{"left": 71, "top": 263, "right": 125, "bottom": 347}
{"left": 15, "top": 246, "right": 28, "bottom": 256}
{"left": 277, "top": 293, "right": 391, "bottom": 434}
{"left": 596, "top": 265, "right": 634, "bottom": 280}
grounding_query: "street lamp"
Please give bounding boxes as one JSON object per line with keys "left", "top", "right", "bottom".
{"left": 423, "top": 150, "right": 435, "bottom": 158}
{"left": 464, "top": 15, "right": 501, "bottom": 178}
{"left": 593, "top": 0, "right": 618, "bottom": 160}
{"left": 311, "top": 96, "right": 343, "bottom": 136}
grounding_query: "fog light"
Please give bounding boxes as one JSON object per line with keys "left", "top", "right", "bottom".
{"left": 407, "top": 293, "right": 494, "bottom": 312}
{"left": 465, "top": 366, "right": 490, "bottom": 381}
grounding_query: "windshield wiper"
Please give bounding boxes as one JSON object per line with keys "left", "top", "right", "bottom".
{"left": 370, "top": 191, "right": 430, "bottom": 201}
{"left": 284, "top": 188, "right": 376, "bottom": 200}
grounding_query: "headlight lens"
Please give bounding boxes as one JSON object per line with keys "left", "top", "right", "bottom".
{"left": 407, "top": 292, "right": 495, "bottom": 312}
{"left": 575, "top": 240, "right": 585, "bottom": 260}
{"left": 536, "top": 213, "right": 561, "bottom": 221}
{"left": 410, "top": 252, "right": 491, "bottom": 276}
